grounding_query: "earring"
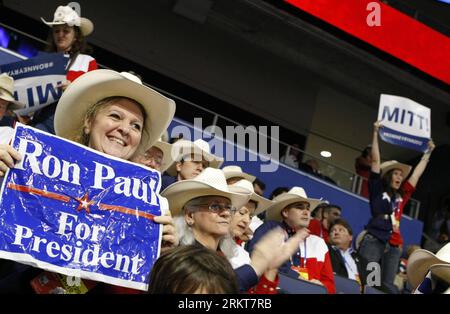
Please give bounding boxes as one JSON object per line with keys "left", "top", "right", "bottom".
{"left": 187, "top": 221, "right": 194, "bottom": 227}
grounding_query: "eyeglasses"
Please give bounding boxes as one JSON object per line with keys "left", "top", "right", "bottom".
{"left": 188, "top": 202, "right": 237, "bottom": 214}
{"left": 142, "top": 153, "right": 163, "bottom": 167}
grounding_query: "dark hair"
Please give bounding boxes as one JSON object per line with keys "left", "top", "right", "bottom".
{"left": 46, "top": 26, "right": 90, "bottom": 57}
{"left": 269, "top": 187, "right": 289, "bottom": 200}
{"left": 253, "top": 178, "right": 266, "bottom": 191}
{"left": 323, "top": 204, "right": 342, "bottom": 215}
{"left": 361, "top": 145, "right": 372, "bottom": 158}
{"left": 382, "top": 169, "right": 404, "bottom": 197}
{"left": 330, "top": 218, "right": 353, "bottom": 236}
{"left": 148, "top": 245, "right": 239, "bottom": 294}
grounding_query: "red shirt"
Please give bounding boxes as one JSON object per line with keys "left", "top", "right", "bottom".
{"left": 309, "top": 219, "right": 330, "bottom": 244}
{"left": 389, "top": 181, "right": 415, "bottom": 247}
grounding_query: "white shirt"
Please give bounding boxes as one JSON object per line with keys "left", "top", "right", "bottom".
{"left": 339, "top": 248, "right": 359, "bottom": 280}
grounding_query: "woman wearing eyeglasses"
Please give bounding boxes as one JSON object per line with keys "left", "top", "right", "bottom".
{"left": 162, "top": 168, "right": 306, "bottom": 293}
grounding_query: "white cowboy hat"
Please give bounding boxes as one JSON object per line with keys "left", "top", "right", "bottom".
{"left": 265, "top": 187, "right": 322, "bottom": 222}
{"left": 228, "top": 179, "right": 273, "bottom": 216}
{"left": 407, "top": 243, "right": 450, "bottom": 290}
{"left": 152, "top": 140, "right": 173, "bottom": 173}
{"left": 161, "top": 167, "right": 251, "bottom": 217}
{"left": 54, "top": 69, "right": 176, "bottom": 157}
{"left": 41, "top": 5, "right": 94, "bottom": 37}
{"left": 0, "top": 73, "right": 25, "bottom": 110}
{"left": 222, "top": 165, "right": 256, "bottom": 183}
{"left": 380, "top": 160, "right": 412, "bottom": 179}
{"left": 165, "top": 139, "right": 224, "bottom": 176}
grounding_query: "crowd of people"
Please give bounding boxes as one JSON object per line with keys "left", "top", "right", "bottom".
{"left": 0, "top": 5, "right": 449, "bottom": 295}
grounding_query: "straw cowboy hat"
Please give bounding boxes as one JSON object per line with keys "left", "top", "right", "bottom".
{"left": 407, "top": 243, "right": 450, "bottom": 290}
{"left": 222, "top": 165, "right": 255, "bottom": 183}
{"left": 54, "top": 69, "right": 176, "bottom": 157}
{"left": 165, "top": 139, "right": 224, "bottom": 176}
{"left": 41, "top": 5, "right": 94, "bottom": 37}
{"left": 152, "top": 139, "right": 174, "bottom": 173}
{"left": 228, "top": 179, "right": 273, "bottom": 216}
{"left": 161, "top": 168, "right": 251, "bottom": 217}
{"left": 0, "top": 73, "right": 25, "bottom": 110}
{"left": 265, "top": 187, "right": 322, "bottom": 222}
{"left": 380, "top": 160, "right": 412, "bottom": 179}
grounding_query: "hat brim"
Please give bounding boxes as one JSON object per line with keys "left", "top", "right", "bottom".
{"left": 265, "top": 194, "right": 321, "bottom": 222}
{"left": 251, "top": 193, "right": 273, "bottom": 216}
{"left": 381, "top": 162, "right": 412, "bottom": 179}
{"left": 41, "top": 17, "right": 94, "bottom": 37}
{"left": 165, "top": 143, "right": 224, "bottom": 176}
{"left": 224, "top": 171, "right": 256, "bottom": 183}
{"left": 54, "top": 69, "right": 175, "bottom": 158}
{"left": 153, "top": 141, "right": 174, "bottom": 173}
{"left": 0, "top": 90, "right": 25, "bottom": 110}
{"left": 162, "top": 181, "right": 251, "bottom": 217}
{"left": 407, "top": 249, "right": 450, "bottom": 289}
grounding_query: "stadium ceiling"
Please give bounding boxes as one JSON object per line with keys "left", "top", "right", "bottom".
{"left": 184, "top": 0, "right": 450, "bottom": 112}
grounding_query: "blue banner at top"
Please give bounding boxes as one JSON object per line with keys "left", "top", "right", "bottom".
{"left": 0, "top": 124, "right": 163, "bottom": 291}
{"left": 0, "top": 53, "right": 68, "bottom": 115}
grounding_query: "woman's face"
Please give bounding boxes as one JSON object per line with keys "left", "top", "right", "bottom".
{"left": 186, "top": 196, "right": 234, "bottom": 240}
{"left": 52, "top": 25, "right": 76, "bottom": 53}
{"left": 85, "top": 98, "right": 144, "bottom": 160}
{"left": 230, "top": 201, "right": 256, "bottom": 238}
{"left": 390, "top": 169, "right": 404, "bottom": 190}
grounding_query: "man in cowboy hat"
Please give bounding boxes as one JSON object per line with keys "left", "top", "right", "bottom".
{"left": 161, "top": 139, "right": 224, "bottom": 190}
{"left": 407, "top": 243, "right": 450, "bottom": 294}
{"left": 0, "top": 73, "right": 25, "bottom": 127}
{"left": 246, "top": 187, "right": 336, "bottom": 293}
{"left": 132, "top": 139, "right": 173, "bottom": 173}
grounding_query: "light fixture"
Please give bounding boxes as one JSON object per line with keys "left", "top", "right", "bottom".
{"left": 320, "top": 151, "right": 332, "bottom": 158}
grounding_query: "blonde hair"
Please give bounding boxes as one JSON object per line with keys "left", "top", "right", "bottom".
{"left": 77, "top": 96, "right": 146, "bottom": 145}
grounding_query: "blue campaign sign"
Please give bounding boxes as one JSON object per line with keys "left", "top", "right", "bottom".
{"left": 0, "top": 53, "right": 68, "bottom": 115}
{"left": 0, "top": 124, "right": 163, "bottom": 291}
{"left": 377, "top": 94, "right": 431, "bottom": 152}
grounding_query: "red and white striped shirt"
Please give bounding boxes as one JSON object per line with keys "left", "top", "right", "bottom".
{"left": 66, "top": 54, "right": 97, "bottom": 82}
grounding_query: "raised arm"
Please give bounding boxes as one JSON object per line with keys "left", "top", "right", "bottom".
{"left": 371, "top": 121, "right": 382, "bottom": 174}
{"left": 408, "top": 140, "right": 435, "bottom": 188}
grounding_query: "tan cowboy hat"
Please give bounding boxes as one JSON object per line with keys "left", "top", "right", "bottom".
{"left": 161, "top": 167, "right": 251, "bottom": 217}
{"left": 0, "top": 73, "right": 25, "bottom": 110}
{"left": 54, "top": 69, "right": 176, "bottom": 157}
{"left": 380, "top": 160, "right": 412, "bottom": 179}
{"left": 407, "top": 243, "right": 450, "bottom": 290}
{"left": 152, "top": 140, "right": 173, "bottom": 173}
{"left": 265, "top": 187, "right": 322, "bottom": 222}
{"left": 222, "top": 165, "right": 256, "bottom": 183}
{"left": 41, "top": 5, "right": 94, "bottom": 37}
{"left": 165, "top": 139, "right": 224, "bottom": 176}
{"left": 228, "top": 179, "right": 273, "bottom": 216}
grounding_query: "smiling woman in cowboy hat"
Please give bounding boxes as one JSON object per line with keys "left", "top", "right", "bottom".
{"left": 0, "top": 73, "right": 25, "bottom": 128}
{"left": 358, "top": 120, "right": 435, "bottom": 294}
{"left": 246, "top": 186, "right": 336, "bottom": 294}
{"left": 32, "top": 5, "right": 98, "bottom": 134}
{"left": 162, "top": 167, "right": 305, "bottom": 292}
{"left": 0, "top": 69, "right": 177, "bottom": 293}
